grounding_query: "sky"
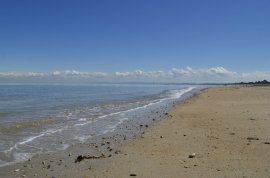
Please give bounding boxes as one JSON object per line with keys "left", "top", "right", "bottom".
{"left": 0, "top": 0, "right": 270, "bottom": 83}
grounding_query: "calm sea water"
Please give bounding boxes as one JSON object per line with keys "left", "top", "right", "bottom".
{"left": 0, "top": 84, "right": 201, "bottom": 167}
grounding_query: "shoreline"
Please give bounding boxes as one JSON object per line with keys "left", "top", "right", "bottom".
{"left": 88, "top": 85, "right": 270, "bottom": 177}
{"left": 0, "top": 87, "right": 200, "bottom": 177}
{"left": 2, "top": 85, "right": 270, "bottom": 177}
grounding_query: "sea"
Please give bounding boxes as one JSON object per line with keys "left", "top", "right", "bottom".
{"left": 0, "top": 83, "right": 205, "bottom": 167}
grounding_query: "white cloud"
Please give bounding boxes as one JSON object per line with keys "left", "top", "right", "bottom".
{"left": 169, "top": 67, "right": 197, "bottom": 77}
{"left": 52, "top": 70, "right": 108, "bottom": 78}
{"left": 0, "top": 67, "right": 270, "bottom": 83}
{"left": 206, "top": 67, "right": 237, "bottom": 76}
{"left": 0, "top": 72, "right": 45, "bottom": 77}
{"left": 115, "top": 71, "right": 132, "bottom": 78}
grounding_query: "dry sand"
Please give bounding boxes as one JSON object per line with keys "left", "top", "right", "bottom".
{"left": 88, "top": 86, "right": 270, "bottom": 178}
{"left": 3, "top": 86, "right": 270, "bottom": 177}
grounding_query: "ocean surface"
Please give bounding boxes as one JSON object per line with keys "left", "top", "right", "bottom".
{"left": 0, "top": 84, "right": 204, "bottom": 167}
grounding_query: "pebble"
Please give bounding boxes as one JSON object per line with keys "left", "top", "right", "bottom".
{"left": 247, "top": 137, "right": 259, "bottom": 141}
{"left": 14, "top": 169, "right": 20, "bottom": 172}
{"left": 130, "top": 173, "right": 137, "bottom": 176}
{"left": 188, "top": 153, "right": 196, "bottom": 158}
{"left": 42, "top": 161, "right": 45, "bottom": 165}
{"left": 160, "top": 136, "right": 164, "bottom": 138}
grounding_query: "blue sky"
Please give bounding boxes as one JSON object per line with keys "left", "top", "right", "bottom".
{"left": 0, "top": 0, "right": 270, "bottom": 83}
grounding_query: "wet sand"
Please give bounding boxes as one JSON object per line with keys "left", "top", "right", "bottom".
{"left": 2, "top": 86, "right": 270, "bottom": 177}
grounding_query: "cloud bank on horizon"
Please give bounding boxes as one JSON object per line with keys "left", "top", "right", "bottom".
{"left": 0, "top": 67, "right": 269, "bottom": 84}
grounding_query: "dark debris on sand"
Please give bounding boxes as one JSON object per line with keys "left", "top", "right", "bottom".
{"left": 75, "top": 154, "right": 106, "bottom": 163}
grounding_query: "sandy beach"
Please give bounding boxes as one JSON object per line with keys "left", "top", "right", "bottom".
{"left": 2, "top": 86, "right": 270, "bottom": 178}
{"left": 87, "top": 86, "right": 270, "bottom": 178}
{"left": 1, "top": 1, "right": 269, "bottom": 177}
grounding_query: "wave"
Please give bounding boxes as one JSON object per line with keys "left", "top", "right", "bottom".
{"left": 0, "top": 86, "right": 197, "bottom": 167}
